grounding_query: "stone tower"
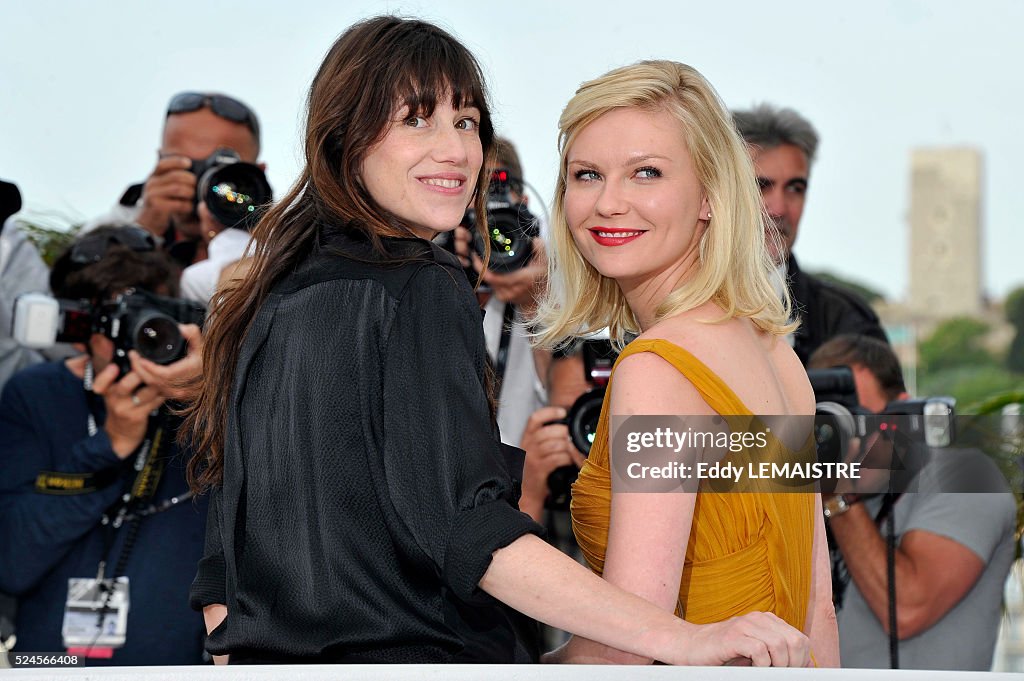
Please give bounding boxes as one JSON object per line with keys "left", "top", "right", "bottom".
{"left": 908, "top": 148, "right": 983, "bottom": 317}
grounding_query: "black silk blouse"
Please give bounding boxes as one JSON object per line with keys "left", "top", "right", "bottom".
{"left": 189, "top": 230, "right": 542, "bottom": 663}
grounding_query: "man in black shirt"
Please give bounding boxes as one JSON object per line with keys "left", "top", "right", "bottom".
{"left": 0, "top": 227, "right": 208, "bottom": 664}
{"left": 733, "top": 104, "right": 888, "bottom": 365}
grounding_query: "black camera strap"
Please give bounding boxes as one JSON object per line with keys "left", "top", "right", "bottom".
{"left": 97, "top": 409, "right": 172, "bottom": 580}
{"left": 874, "top": 492, "right": 903, "bottom": 669}
{"left": 829, "top": 492, "right": 902, "bottom": 620}
{"left": 54, "top": 408, "right": 175, "bottom": 657}
{"left": 492, "top": 302, "right": 516, "bottom": 396}
{"left": 885, "top": 509, "right": 899, "bottom": 668}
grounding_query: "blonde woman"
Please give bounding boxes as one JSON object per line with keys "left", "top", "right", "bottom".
{"left": 534, "top": 61, "right": 839, "bottom": 665}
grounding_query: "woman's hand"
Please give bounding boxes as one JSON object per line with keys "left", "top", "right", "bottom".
{"left": 683, "top": 612, "right": 811, "bottom": 667}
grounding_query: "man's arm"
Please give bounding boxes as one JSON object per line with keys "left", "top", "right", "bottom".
{"left": 828, "top": 502, "right": 984, "bottom": 638}
{"left": 0, "top": 373, "right": 126, "bottom": 593}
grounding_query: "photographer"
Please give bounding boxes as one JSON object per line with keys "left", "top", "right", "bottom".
{"left": 0, "top": 226, "right": 208, "bottom": 664}
{"left": 733, "top": 105, "right": 888, "bottom": 365}
{"left": 519, "top": 348, "right": 590, "bottom": 523}
{"left": 450, "top": 137, "right": 548, "bottom": 447}
{"left": 808, "top": 334, "right": 1016, "bottom": 670}
{"left": 90, "top": 92, "right": 267, "bottom": 270}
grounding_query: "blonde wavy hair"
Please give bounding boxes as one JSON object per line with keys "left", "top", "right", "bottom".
{"left": 533, "top": 60, "right": 795, "bottom": 350}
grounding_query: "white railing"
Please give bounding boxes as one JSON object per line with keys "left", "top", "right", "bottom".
{"left": 4, "top": 665, "right": 1024, "bottom": 681}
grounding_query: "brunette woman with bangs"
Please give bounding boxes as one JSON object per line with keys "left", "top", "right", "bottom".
{"left": 183, "top": 16, "right": 810, "bottom": 665}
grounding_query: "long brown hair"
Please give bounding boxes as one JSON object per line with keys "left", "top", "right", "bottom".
{"left": 183, "top": 16, "right": 495, "bottom": 492}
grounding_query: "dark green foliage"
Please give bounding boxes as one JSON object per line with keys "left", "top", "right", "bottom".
{"left": 16, "top": 216, "right": 82, "bottom": 268}
{"left": 919, "top": 365, "right": 1022, "bottom": 409}
{"left": 1006, "top": 287, "right": 1024, "bottom": 328}
{"left": 1006, "top": 287, "right": 1024, "bottom": 373}
{"left": 919, "top": 317, "right": 995, "bottom": 374}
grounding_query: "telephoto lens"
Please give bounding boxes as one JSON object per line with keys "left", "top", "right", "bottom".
{"left": 545, "top": 387, "right": 604, "bottom": 510}
{"left": 98, "top": 290, "right": 206, "bottom": 375}
{"left": 130, "top": 312, "right": 186, "bottom": 365}
{"left": 566, "top": 388, "right": 605, "bottom": 455}
{"left": 191, "top": 148, "right": 272, "bottom": 230}
{"left": 546, "top": 339, "right": 618, "bottom": 509}
{"left": 467, "top": 204, "right": 538, "bottom": 273}
{"left": 460, "top": 168, "right": 540, "bottom": 273}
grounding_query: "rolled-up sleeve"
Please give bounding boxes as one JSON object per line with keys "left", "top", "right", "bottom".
{"left": 189, "top": 485, "right": 226, "bottom": 610}
{"left": 380, "top": 264, "right": 542, "bottom": 603}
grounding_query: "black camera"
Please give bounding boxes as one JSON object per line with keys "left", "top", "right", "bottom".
{"left": 13, "top": 289, "right": 204, "bottom": 374}
{"left": 808, "top": 367, "right": 956, "bottom": 467}
{"left": 437, "top": 169, "right": 540, "bottom": 276}
{"left": 546, "top": 339, "right": 619, "bottom": 509}
{"left": 190, "top": 148, "right": 272, "bottom": 230}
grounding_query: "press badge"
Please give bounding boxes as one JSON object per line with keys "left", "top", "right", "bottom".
{"left": 61, "top": 577, "right": 130, "bottom": 650}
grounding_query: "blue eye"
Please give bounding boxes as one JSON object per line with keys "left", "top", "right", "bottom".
{"left": 574, "top": 169, "right": 600, "bottom": 182}
{"left": 636, "top": 166, "right": 661, "bottom": 179}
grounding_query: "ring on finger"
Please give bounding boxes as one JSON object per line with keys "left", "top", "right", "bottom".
{"left": 131, "top": 394, "right": 141, "bottom": 407}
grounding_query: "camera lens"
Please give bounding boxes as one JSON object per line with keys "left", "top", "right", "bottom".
{"left": 476, "top": 208, "right": 535, "bottom": 273}
{"left": 546, "top": 389, "right": 604, "bottom": 510}
{"left": 132, "top": 312, "right": 185, "bottom": 365}
{"left": 567, "top": 387, "right": 605, "bottom": 455}
{"left": 199, "top": 162, "right": 271, "bottom": 230}
{"left": 814, "top": 402, "right": 856, "bottom": 466}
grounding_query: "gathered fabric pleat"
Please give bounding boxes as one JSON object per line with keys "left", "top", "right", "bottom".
{"left": 571, "top": 338, "right": 814, "bottom": 630}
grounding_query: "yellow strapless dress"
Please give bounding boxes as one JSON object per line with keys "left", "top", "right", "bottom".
{"left": 571, "top": 338, "right": 814, "bottom": 630}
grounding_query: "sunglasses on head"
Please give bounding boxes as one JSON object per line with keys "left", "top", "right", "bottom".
{"left": 70, "top": 226, "right": 157, "bottom": 265}
{"left": 166, "top": 92, "right": 261, "bottom": 139}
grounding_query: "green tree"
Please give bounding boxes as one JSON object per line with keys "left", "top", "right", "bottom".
{"left": 918, "top": 365, "right": 1022, "bottom": 408}
{"left": 919, "top": 317, "right": 994, "bottom": 374}
{"left": 15, "top": 214, "right": 82, "bottom": 267}
{"left": 1006, "top": 286, "right": 1024, "bottom": 373}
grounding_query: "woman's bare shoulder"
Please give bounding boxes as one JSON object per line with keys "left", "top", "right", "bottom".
{"left": 639, "top": 310, "right": 813, "bottom": 415}
{"left": 611, "top": 350, "right": 716, "bottom": 417}
{"left": 637, "top": 304, "right": 747, "bottom": 367}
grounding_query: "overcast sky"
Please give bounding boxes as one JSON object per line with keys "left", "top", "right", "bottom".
{"left": 3, "top": 0, "right": 1021, "bottom": 300}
